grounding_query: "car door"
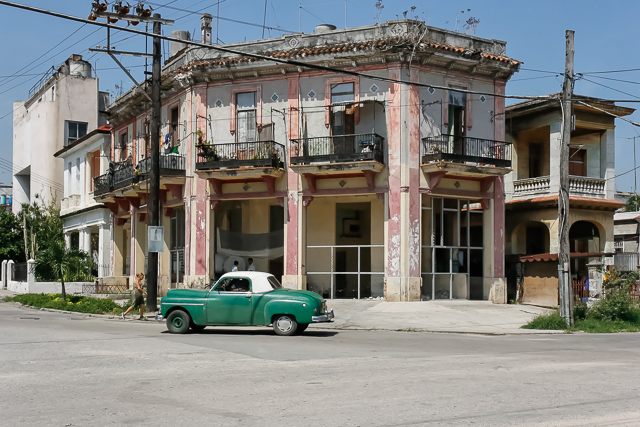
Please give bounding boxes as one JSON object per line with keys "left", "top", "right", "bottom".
{"left": 206, "top": 277, "right": 253, "bottom": 325}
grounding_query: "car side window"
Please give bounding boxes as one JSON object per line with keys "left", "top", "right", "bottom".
{"left": 229, "top": 278, "right": 251, "bottom": 292}
{"left": 214, "top": 278, "right": 251, "bottom": 292}
{"left": 213, "top": 278, "right": 232, "bottom": 292}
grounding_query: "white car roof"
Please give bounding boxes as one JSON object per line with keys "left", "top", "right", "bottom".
{"left": 218, "top": 271, "right": 277, "bottom": 293}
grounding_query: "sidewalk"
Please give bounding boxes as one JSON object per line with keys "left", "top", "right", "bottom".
{"left": 312, "top": 299, "right": 560, "bottom": 335}
{"left": 1, "top": 289, "right": 558, "bottom": 334}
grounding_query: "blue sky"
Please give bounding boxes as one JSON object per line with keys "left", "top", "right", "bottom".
{"left": 1, "top": 0, "right": 639, "bottom": 191}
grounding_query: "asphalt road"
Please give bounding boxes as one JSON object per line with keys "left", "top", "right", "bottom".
{"left": 1, "top": 302, "right": 640, "bottom": 427}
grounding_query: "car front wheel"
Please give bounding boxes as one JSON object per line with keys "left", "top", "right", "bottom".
{"left": 166, "top": 309, "right": 190, "bottom": 334}
{"left": 273, "top": 314, "right": 298, "bottom": 336}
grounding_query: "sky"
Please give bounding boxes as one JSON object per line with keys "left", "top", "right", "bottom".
{"left": 1, "top": 0, "right": 640, "bottom": 192}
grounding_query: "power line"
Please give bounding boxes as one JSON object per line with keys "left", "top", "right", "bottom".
{"left": 583, "top": 67, "right": 640, "bottom": 75}
{"left": 145, "top": 1, "right": 294, "bottom": 33}
{"left": 0, "top": 2, "right": 544, "bottom": 102}
{"left": 580, "top": 76, "right": 640, "bottom": 100}
{"left": 584, "top": 74, "right": 640, "bottom": 86}
{"left": 0, "top": 158, "right": 65, "bottom": 189}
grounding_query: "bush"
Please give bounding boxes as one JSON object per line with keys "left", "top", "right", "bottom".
{"left": 590, "top": 270, "right": 640, "bottom": 322}
{"left": 573, "top": 303, "right": 588, "bottom": 321}
{"left": 4, "top": 293, "right": 127, "bottom": 315}
{"left": 522, "top": 311, "right": 567, "bottom": 330}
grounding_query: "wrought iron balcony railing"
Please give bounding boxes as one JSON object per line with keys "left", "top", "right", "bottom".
{"left": 93, "top": 155, "right": 186, "bottom": 196}
{"left": 290, "top": 133, "right": 384, "bottom": 165}
{"left": 421, "top": 134, "right": 512, "bottom": 168}
{"left": 195, "top": 141, "right": 285, "bottom": 171}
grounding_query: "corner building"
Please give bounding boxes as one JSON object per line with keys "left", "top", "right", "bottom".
{"left": 96, "top": 19, "right": 520, "bottom": 301}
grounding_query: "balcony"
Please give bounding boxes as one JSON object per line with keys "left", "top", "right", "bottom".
{"left": 512, "top": 175, "right": 605, "bottom": 198}
{"left": 61, "top": 194, "right": 81, "bottom": 214}
{"left": 290, "top": 133, "right": 384, "bottom": 166}
{"left": 93, "top": 155, "right": 186, "bottom": 197}
{"left": 422, "top": 134, "right": 512, "bottom": 170}
{"left": 513, "top": 176, "right": 551, "bottom": 196}
{"left": 196, "top": 141, "right": 284, "bottom": 172}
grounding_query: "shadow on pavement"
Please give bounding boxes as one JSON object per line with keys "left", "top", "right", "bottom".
{"left": 160, "top": 328, "right": 339, "bottom": 337}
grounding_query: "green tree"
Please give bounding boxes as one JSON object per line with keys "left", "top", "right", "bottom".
{"left": 20, "top": 195, "right": 63, "bottom": 260}
{"left": 625, "top": 194, "right": 640, "bottom": 212}
{"left": 35, "top": 239, "right": 92, "bottom": 302}
{"left": 0, "top": 210, "right": 23, "bottom": 262}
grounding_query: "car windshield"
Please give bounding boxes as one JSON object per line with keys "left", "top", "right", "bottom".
{"left": 267, "top": 276, "right": 283, "bottom": 290}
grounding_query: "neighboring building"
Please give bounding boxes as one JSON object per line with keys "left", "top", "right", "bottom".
{"left": 613, "top": 211, "right": 640, "bottom": 271}
{"left": 504, "top": 96, "right": 635, "bottom": 306}
{"left": 12, "top": 54, "right": 109, "bottom": 212}
{"left": 0, "top": 185, "right": 11, "bottom": 213}
{"left": 53, "top": 125, "right": 112, "bottom": 277}
{"left": 94, "top": 19, "right": 520, "bottom": 301}
{"left": 615, "top": 190, "right": 633, "bottom": 208}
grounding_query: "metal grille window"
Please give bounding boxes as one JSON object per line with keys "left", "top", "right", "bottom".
{"left": 65, "top": 121, "right": 88, "bottom": 146}
{"left": 236, "top": 92, "right": 257, "bottom": 143}
{"left": 421, "top": 196, "right": 484, "bottom": 300}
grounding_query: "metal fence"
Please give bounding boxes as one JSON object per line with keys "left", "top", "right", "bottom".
{"left": 290, "top": 133, "right": 384, "bottom": 164}
{"left": 82, "top": 283, "right": 130, "bottom": 295}
{"left": 196, "top": 141, "right": 285, "bottom": 169}
{"left": 421, "top": 134, "right": 512, "bottom": 167}
{"left": 614, "top": 253, "right": 639, "bottom": 272}
{"left": 12, "top": 262, "right": 28, "bottom": 282}
{"left": 138, "top": 154, "right": 186, "bottom": 175}
{"left": 572, "top": 279, "right": 589, "bottom": 304}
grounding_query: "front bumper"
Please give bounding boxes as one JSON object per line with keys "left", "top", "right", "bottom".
{"left": 312, "top": 309, "right": 335, "bottom": 323}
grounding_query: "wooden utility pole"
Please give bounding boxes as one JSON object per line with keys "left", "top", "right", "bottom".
{"left": 559, "top": 30, "right": 574, "bottom": 327}
{"left": 146, "top": 14, "right": 162, "bottom": 312}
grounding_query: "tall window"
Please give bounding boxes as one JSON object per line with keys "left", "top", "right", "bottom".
{"left": 236, "top": 92, "right": 257, "bottom": 143}
{"left": 65, "top": 121, "right": 88, "bottom": 146}
{"left": 569, "top": 147, "right": 587, "bottom": 176}
{"left": 75, "top": 158, "right": 81, "bottom": 194}
{"left": 119, "top": 132, "right": 128, "bottom": 160}
{"left": 529, "top": 143, "right": 542, "bottom": 178}
{"left": 170, "top": 107, "right": 179, "bottom": 147}
{"left": 448, "top": 86, "right": 466, "bottom": 137}
{"left": 330, "top": 83, "right": 356, "bottom": 154}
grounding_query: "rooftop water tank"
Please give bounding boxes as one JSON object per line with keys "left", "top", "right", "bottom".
{"left": 315, "top": 24, "right": 337, "bottom": 34}
{"left": 171, "top": 31, "right": 191, "bottom": 56}
{"left": 69, "top": 55, "right": 92, "bottom": 78}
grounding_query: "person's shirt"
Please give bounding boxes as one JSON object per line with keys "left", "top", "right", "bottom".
{"left": 231, "top": 265, "right": 238, "bottom": 272}
{"left": 247, "top": 263, "right": 255, "bottom": 271}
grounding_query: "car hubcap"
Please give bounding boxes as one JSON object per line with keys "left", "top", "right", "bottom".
{"left": 172, "top": 317, "right": 184, "bottom": 329}
{"left": 276, "top": 316, "right": 293, "bottom": 333}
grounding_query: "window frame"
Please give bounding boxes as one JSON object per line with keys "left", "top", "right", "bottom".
{"left": 65, "top": 121, "right": 88, "bottom": 147}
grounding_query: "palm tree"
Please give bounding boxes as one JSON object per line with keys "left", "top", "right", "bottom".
{"left": 35, "top": 239, "right": 91, "bottom": 302}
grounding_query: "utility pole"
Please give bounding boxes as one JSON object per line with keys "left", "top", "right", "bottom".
{"left": 87, "top": 2, "right": 173, "bottom": 312}
{"left": 559, "top": 30, "right": 574, "bottom": 327}
{"left": 146, "top": 14, "right": 162, "bottom": 312}
{"left": 634, "top": 136, "right": 637, "bottom": 211}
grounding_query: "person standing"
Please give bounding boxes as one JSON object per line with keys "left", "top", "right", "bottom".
{"left": 231, "top": 261, "right": 239, "bottom": 272}
{"left": 247, "top": 258, "right": 255, "bottom": 271}
{"left": 122, "top": 273, "right": 147, "bottom": 320}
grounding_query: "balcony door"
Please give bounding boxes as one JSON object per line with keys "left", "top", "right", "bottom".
{"left": 236, "top": 92, "right": 257, "bottom": 144}
{"left": 448, "top": 86, "right": 467, "bottom": 155}
{"left": 569, "top": 147, "right": 586, "bottom": 176}
{"left": 330, "top": 83, "right": 355, "bottom": 155}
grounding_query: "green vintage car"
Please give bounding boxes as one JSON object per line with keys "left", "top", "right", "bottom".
{"left": 160, "top": 271, "right": 334, "bottom": 336}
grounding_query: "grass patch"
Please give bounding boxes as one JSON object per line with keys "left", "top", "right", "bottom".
{"left": 522, "top": 311, "right": 567, "bottom": 330}
{"left": 571, "top": 319, "right": 640, "bottom": 333}
{"left": 3, "top": 293, "right": 130, "bottom": 315}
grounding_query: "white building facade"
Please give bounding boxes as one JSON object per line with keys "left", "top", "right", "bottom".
{"left": 54, "top": 126, "right": 112, "bottom": 277}
{"left": 12, "top": 54, "right": 109, "bottom": 212}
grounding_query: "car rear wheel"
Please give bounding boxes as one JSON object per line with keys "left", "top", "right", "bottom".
{"left": 273, "top": 314, "right": 298, "bottom": 336}
{"left": 166, "top": 309, "right": 190, "bottom": 334}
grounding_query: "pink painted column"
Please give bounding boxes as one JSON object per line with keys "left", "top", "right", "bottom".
{"left": 408, "top": 66, "right": 421, "bottom": 279}
{"left": 386, "top": 65, "right": 402, "bottom": 280}
{"left": 493, "top": 81, "right": 506, "bottom": 279}
{"left": 184, "top": 90, "right": 193, "bottom": 278}
{"left": 285, "top": 76, "right": 300, "bottom": 279}
{"left": 130, "top": 204, "right": 137, "bottom": 278}
{"left": 194, "top": 84, "right": 208, "bottom": 276}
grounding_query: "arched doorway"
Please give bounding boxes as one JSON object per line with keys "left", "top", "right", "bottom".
{"left": 569, "top": 221, "right": 602, "bottom": 279}
{"left": 525, "top": 222, "right": 550, "bottom": 255}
